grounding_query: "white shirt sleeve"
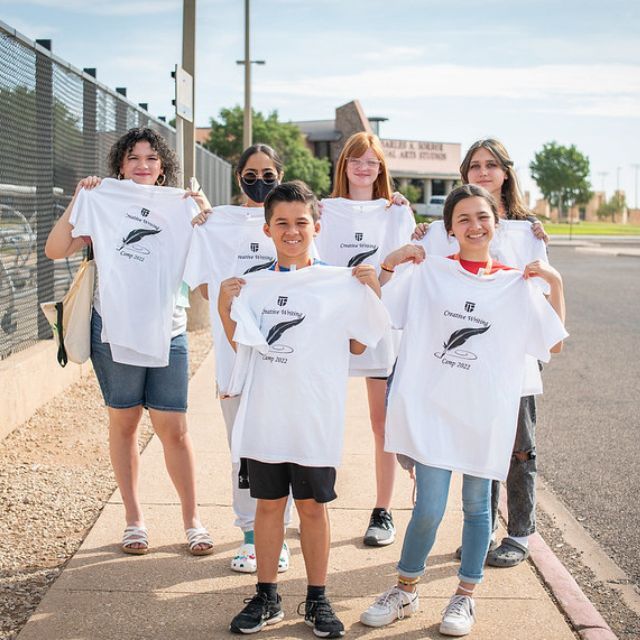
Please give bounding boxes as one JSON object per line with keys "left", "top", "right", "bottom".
{"left": 524, "top": 283, "right": 569, "bottom": 363}
{"left": 345, "top": 279, "right": 391, "bottom": 348}
{"left": 381, "top": 264, "right": 414, "bottom": 329}
{"left": 230, "top": 289, "right": 269, "bottom": 354}
{"left": 69, "top": 187, "right": 94, "bottom": 237}
{"left": 183, "top": 225, "right": 213, "bottom": 289}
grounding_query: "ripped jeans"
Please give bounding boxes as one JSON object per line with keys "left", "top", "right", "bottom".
{"left": 491, "top": 395, "right": 537, "bottom": 538}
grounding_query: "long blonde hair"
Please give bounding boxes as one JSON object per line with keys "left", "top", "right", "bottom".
{"left": 331, "top": 132, "right": 394, "bottom": 201}
{"left": 460, "top": 138, "right": 530, "bottom": 220}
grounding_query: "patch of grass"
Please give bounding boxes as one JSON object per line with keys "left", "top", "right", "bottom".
{"left": 545, "top": 222, "right": 640, "bottom": 236}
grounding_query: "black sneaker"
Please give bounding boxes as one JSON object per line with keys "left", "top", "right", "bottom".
{"left": 363, "top": 508, "right": 396, "bottom": 546}
{"left": 298, "top": 598, "right": 345, "bottom": 638}
{"left": 229, "top": 590, "right": 284, "bottom": 634}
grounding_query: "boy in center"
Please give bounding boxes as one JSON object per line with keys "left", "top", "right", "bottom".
{"left": 218, "top": 181, "right": 390, "bottom": 638}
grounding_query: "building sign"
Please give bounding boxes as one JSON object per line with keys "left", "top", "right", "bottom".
{"left": 381, "top": 138, "right": 461, "bottom": 176}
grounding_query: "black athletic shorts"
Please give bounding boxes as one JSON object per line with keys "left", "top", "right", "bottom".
{"left": 247, "top": 459, "right": 337, "bottom": 503}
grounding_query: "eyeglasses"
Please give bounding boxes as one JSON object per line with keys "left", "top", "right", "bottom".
{"left": 241, "top": 171, "right": 279, "bottom": 185}
{"left": 346, "top": 157, "right": 381, "bottom": 169}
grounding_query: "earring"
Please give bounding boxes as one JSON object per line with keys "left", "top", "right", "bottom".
{"left": 156, "top": 174, "right": 166, "bottom": 186}
{"left": 117, "top": 173, "right": 124, "bottom": 180}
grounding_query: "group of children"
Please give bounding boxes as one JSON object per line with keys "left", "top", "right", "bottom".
{"left": 46, "top": 128, "right": 567, "bottom": 638}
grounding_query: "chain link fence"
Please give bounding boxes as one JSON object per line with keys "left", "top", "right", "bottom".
{"left": 0, "top": 20, "right": 231, "bottom": 360}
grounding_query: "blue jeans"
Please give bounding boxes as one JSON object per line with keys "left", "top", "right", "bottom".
{"left": 397, "top": 463, "right": 492, "bottom": 584}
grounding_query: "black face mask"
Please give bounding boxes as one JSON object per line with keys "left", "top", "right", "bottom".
{"left": 240, "top": 177, "right": 279, "bottom": 204}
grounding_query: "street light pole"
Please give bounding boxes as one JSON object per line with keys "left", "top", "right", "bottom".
{"left": 243, "top": 0, "right": 251, "bottom": 149}
{"left": 631, "top": 164, "right": 640, "bottom": 210}
{"left": 237, "top": 0, "right": 265, "bottom": 149}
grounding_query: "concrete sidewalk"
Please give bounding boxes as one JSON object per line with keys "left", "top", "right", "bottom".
{"left": 18, "top": 352, "right": 578, "bottom": 639}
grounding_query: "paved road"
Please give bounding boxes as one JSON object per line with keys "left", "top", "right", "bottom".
{"left": 536, "top": 244, "right": 640, "bottom": 587}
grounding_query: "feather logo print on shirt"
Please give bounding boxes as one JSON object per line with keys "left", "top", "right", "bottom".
{"left": 265, "top": 315, "right": 305, "bottom": 348}
{"left": 347, "top": 246, "right": 378, "bottom": 267}
{"left": 117, "top": 228, "right": 161, "bottom": 253}
{"left": 434, "top": 325, "right": 490, "bottom": 361}
{"left": 244, "top": 259, "right": 277, "bottom": 274}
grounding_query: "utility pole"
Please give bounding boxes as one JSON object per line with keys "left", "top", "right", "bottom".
{"left": 236, "top": 0, "right": 265, "bottom": 149}
{"left": 631, "top": 164, "right": 640, "bottom": 209}
{"left": 182, "top": 0, "right": 196, "bottom": 185}
{"left": 616, "top": 166, "right": 622, "bottom": 194}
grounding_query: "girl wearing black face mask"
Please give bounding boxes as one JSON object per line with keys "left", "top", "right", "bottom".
{"left": 183, "top": 143, "right": 293, "bottom": 576}
{"left": 237, "top": 144, "right": 283, "bottom": 206}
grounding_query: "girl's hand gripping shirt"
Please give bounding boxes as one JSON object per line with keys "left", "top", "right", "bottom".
{"left": 70, "top": 178, "right": 198, "bottom": 367}
{"left": 315, "top": 197, "right": 415, "bottom": 376}
{"left": 383, "top": 256, "right": 568, "bottom": 482}
{"left": 182, "top": 205, "right": 278, "bottom": 391}
{"left": 227, "top": 265, "right": 391, "bottom": 468}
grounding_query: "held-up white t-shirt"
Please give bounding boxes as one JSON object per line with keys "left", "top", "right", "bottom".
{"left": 419, "top": 219, "right": 550, "bottom": 395}
{"left": 420, "top": 220, "right": 548, "bottom": 275}
{"left": 383, "top": 256, "right": 568, "bottom": 481}
{"left": 315, "top": 197, "right": 415, "bottom": 376}
{"left": 227, "top": 266, "right": 391, "bottom": 468}
{"left": 70, "top": 178, "right": 198, "bottom": 367}
{"left": 183, "top": 205, "right": 277, "bottom": 390}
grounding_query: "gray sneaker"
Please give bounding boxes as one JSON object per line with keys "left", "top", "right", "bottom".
{"left": 363, "top": 508, "right": 395, "bottom": 546}
{"left": 439, "top": 594, "right": 476, "bottom": 636}
{"left": 360, "top": 585, "right": 419, "bottom": 627}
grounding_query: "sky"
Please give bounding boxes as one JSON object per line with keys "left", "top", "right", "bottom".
{"left": 2, "top": 0, "right": 640, "bottom": 206}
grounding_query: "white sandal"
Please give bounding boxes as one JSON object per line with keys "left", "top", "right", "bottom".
{"left": 122, "top": 525, "right": 149, "bottom": 555}
{"left": 186, "top": 526, "right": 214, "bottom": 556}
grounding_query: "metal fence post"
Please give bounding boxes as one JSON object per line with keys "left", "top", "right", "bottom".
{"left": 35, "top": 40, "right": 54, "bottom": 339}
{"left": 83, "top": 68, "right": 98, "bottom": 175}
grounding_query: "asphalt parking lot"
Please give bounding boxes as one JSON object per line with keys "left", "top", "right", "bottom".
{"left": 536, "top": 243, "right": 640, "bottom": 587}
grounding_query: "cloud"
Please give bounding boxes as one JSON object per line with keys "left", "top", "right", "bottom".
{"left": 256, "top": 63, "right": 640, "bottom": 118}
{"left": 359, "top": 46, "right": 425, "bottom": 62}
{"left": 0, "top": 0, "right": 178, "bottom": 16}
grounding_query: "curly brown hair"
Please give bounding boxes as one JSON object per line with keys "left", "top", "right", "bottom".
{"left": 107, "top": 127, "right": 180, "bottom": 187}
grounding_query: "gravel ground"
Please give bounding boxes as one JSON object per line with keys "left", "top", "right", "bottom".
{"left": 0, "top": 330, "right": 212, "bottom": 640}
{"left": 536, "top": 508, "right": 640, "bottom": 640}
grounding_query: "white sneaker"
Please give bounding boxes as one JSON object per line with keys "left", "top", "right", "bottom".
{"left": 230, "top": 542, "right": 257, "bottom": 573}
{"left": 360, "top": 585, "right": 419, "bottom": 627}
{"left": 439, "top": 594, "right": 476, "bottom": 636}
{"left": 277, "top": 541, "right": 290, "bottom": 573}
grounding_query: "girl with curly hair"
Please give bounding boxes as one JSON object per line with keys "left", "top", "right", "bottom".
{"left": 45, "top": 127, "right": 213, "bottom": 557}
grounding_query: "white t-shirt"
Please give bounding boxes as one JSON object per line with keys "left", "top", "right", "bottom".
{"left": 228, "top": 265, "right": 391, "bottom": 468}
{"left": 70, "top": 178, "right": 198, "bottom": 367}
{"left": 316, "top": 197, "right": 415, "bottom": 376}
{"left": 383, "top": 256, "right": 568, "bottom": 481}
{"left": 419, "top": 219, "right": 550, "bottom": 395}
{"left": 183, "top": 205, "right": 277, "bottom": 390}
{"left": 420, "top": 219, "right": 548, "bottom": 275}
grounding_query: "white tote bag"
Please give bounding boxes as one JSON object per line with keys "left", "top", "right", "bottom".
{"left": 40, "top": 246, "right": 95, "bottom": 367}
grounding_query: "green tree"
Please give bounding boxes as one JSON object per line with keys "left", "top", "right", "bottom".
{"left": 400, "top": 183, "right": 422, "bottom": 207}
{"left": 529, "top": 142, "right": 592, "bottom": 219}
{"left": 204, "top": 106, "right": 331, "bottom": 196}
{"left": 597, "top": 192, "right": 626, "bottom": 223}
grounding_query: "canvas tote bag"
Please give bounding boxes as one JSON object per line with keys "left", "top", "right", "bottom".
{"left": 40, "top": 245, "right": 95, "bottom": 367}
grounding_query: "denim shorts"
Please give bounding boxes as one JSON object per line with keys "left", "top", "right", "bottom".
{"left": 90, "top": 311, "right": 189, "bottom": 412}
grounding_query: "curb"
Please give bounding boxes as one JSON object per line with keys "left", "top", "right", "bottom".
{"left": 498, "top": 492, "right": 618, "bottom": 640}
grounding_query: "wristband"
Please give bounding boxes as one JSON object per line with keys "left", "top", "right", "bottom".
{"left": 380, "top": 263, "right": 395, "bottom": 273}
